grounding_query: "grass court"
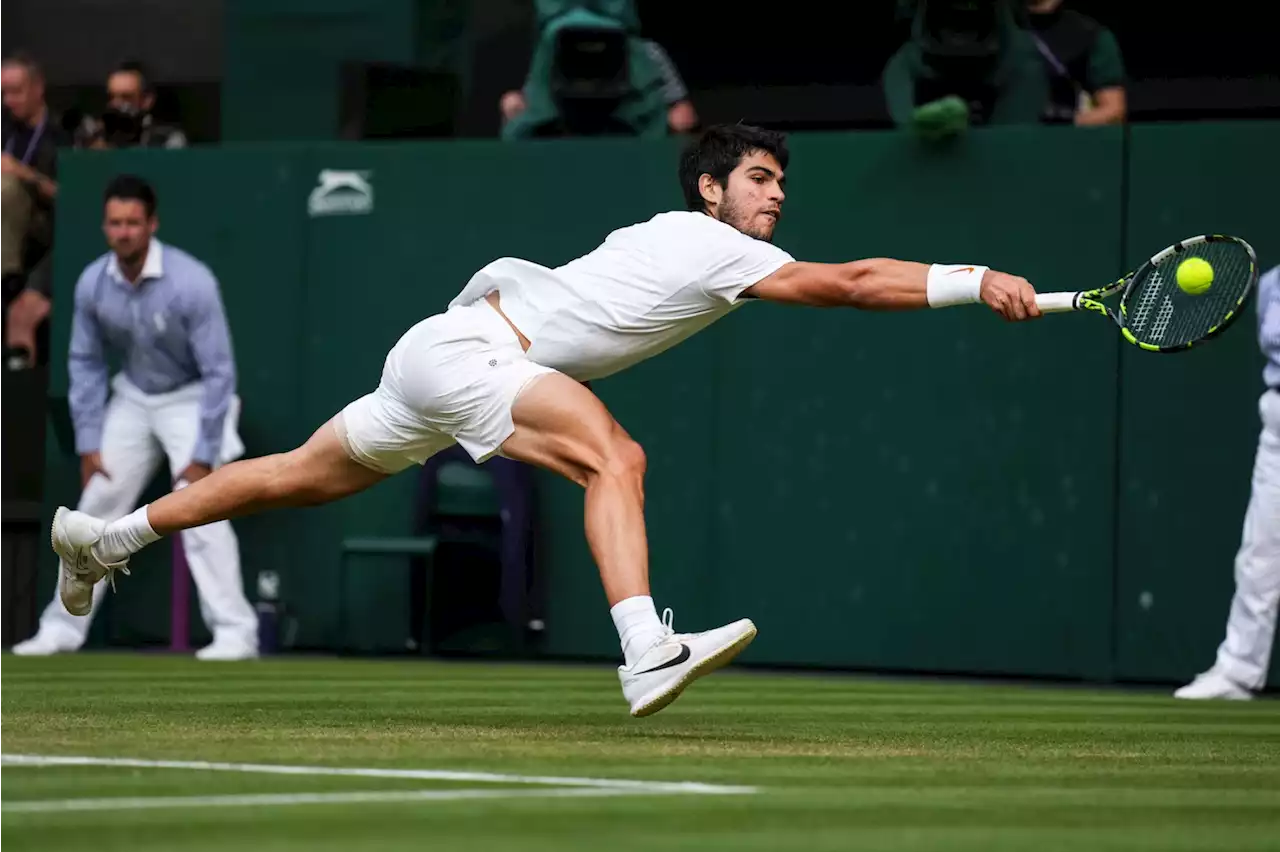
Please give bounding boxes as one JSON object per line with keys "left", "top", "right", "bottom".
{"left": 4, "top": 654, "right": 1279, "bottom": 851}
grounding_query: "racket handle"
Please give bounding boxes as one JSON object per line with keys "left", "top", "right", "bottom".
{"left": 1035, "top": 292, "right": 1080, "bottom": 313}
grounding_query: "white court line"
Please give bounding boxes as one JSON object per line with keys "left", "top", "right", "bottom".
{"left": 1, "top": 754, "right": 757, "bottom": 796}
{"left": 5, "top": 786, "right": 662, "bottom": 814}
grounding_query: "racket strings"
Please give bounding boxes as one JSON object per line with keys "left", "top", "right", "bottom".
{"left": 1123, "top": 241, "right": 1253, "bottom": 348}
{"left": 1128, "top": 275, "right": 1164, "bottom": 332}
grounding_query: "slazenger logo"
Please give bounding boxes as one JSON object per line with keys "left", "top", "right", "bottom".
{"left": 308, "top": 169, "right": 373, "bottom": 217}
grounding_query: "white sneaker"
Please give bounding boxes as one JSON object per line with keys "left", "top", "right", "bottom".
{"left": 11, "top": 632, "right": 79, "bottom": 656}
{"left": 1173, "top": 670, "right": 1253, "bottom": 701}
{"left": 196, "top": 639, "right": 259, "bottom": 661}
{"left": 50, "top": 506, "right": 130, "bottom": 617}
{"left": 618, "top": 609, "right": 757, "bottom": 718}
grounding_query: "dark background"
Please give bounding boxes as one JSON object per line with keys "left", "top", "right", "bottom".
{"left": 4, "top": 0, "right": 1278, "bottom": 144}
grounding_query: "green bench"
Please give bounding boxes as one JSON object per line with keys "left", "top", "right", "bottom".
{"left": 335, "top": 460, "right": 503, "bottom": 653}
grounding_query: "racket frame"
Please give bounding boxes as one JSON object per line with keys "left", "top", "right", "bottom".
{"left": 1034, "top": 234, "right": 1259, "bottom": 353}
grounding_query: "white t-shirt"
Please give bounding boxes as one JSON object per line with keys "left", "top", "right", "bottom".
{"left": 448, "top": 211, "right": 795, "bottom": 381}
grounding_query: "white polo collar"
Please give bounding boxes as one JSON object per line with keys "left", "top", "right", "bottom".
{"left": 107, "top": 239, "right": 165, "bottom": 285}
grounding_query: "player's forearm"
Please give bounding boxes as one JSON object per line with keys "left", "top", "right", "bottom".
{"left": 748, "top": 259, "right": 988, "bottom": 309}
{"left": 838, "top": 259, "right": 932, "bottom": 309}
{"left": 841, "top": 258, "right": 996, "bottom": 311}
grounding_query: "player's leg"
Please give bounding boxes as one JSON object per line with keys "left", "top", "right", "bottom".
{"left": 498, "top": 373, "right": 649, "bottom": 607}
{"left": 54, "top": 316, "right": 456, "bottom": 593}
{"left": 18, "top": 387, "right": 163, "bottom": 652}
{"left": 497, "top": 373, "right": 756, "bottom": 717}
{"left": 112, "top": 416, "right": 385, "bottom": 549}
{"left": 1178, "top": 391, "right": 1280, "bottom": 699}
{"left": 49, "top": 413, "right": 390, "bottom": 601}
{"left": 49, "top": 409, "right": 393, "bottom": 643}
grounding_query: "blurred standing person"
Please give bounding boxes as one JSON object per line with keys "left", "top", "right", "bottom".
{"left": 12, "top": 174, "right": 257, "bottom": 660}
{"left": 2, "top": 52, "right": 64, "bottom": 363}
{"left": 1177, "top": 264, "right": 1280, "bottom": 700}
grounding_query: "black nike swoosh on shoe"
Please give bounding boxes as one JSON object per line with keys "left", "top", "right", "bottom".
{"left": 635, "top": 644, "right": 691, "bottom": 675}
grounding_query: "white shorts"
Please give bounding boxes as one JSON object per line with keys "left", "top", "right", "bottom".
{"left": 336, "top": 300, "right": 556, "bottom": 473}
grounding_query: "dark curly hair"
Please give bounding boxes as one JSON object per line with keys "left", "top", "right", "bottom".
{"left": 678, "top": 124, "right": 789, "bottom": 212}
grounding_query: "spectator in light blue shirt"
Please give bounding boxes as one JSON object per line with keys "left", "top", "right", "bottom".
{"left": 13, "top": 174, "right": 258, "bottom": 660}
{"left": 1177, "top": 263, "right": 1280, "bottom": 700}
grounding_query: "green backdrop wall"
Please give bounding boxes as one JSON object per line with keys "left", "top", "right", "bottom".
{"left": 222, "top": 0, "right": 469, "bottom": 142}
{"left": 36, "top": 122, "right": 1280, "bottom": 686}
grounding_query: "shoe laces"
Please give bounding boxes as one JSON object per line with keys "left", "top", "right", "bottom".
{"left": 660, "top": 607, "right": 675, "bottom": 636}
{"left": 102, "top": 561, "right": 131, "bottom": 592}
{"left": 74, "top": 548, "right": 131, "bottom": 592}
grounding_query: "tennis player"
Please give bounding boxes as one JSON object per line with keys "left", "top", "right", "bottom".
{"left": 49, "top": 124, "right": 1042, "bottom": 717}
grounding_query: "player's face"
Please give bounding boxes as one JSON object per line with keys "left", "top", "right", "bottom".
{"left": 103, "top": 199, "right": 157, "bottom": 263}
{"left": 716, "top": 151, "right": 786, "bottom": 242}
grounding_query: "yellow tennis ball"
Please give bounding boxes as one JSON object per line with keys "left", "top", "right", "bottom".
{"left": 1177, "top": 257, "right": 1214, "bottom": 295}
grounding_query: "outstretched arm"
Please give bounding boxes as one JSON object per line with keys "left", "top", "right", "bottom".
{"left": 742, "top": 259, "right": 1042, "bottom": 322}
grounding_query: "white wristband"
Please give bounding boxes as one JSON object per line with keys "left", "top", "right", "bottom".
{"left": 926, "top": 264, "right": 988, "bottom": 308}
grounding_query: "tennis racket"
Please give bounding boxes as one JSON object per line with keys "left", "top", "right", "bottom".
{"left": 1034, "top": 234, "right": 1258, "bottom": 353}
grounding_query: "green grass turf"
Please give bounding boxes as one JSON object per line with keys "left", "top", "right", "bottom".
{"left": 3, "top": 653, "right": 1280, "bottom": 851}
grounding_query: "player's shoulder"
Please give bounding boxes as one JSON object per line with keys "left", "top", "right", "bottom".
{"left": 635, "top": 210, "right": 766, "bottom": 246}
{"left": 615, "top": 210, "right": 794, "bottom": 266}
{"left": 647, "top": 209, "right": 728, "bottom": 232}
{"left": 610, "top": 209, "right": 704, "bottom": 238}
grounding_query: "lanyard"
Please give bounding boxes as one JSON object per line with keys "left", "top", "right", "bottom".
{"left": 4, "top": 114, "right": 47, "bottom": 166}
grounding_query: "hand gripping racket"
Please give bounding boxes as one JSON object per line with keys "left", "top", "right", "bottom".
{"left": 1035, "top": 235, "right": 1258, "bottom": 353}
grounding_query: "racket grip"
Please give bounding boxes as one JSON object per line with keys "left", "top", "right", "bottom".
{"left": 1035, "top": 292, "right": 1079, "bottom": 313}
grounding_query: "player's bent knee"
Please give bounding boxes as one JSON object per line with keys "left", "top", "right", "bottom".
{"left": 596, "top": 431, "right": 646, "bottom": 482}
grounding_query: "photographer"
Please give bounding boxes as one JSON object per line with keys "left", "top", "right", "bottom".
{"left": 75, "top": 61, "right": 187, "bottom": 150}
{"left": 883, "top": 0, "right": 1050, "bottom": 134}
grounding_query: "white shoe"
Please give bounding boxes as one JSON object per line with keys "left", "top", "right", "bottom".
{"left": 618, "top": 609, "right": 757, "bottom": 718}
{"left": 50, "top": 506, "right": 130, "bottom": 617}
{"left": 11, "top": 632, "right": 79, "bottom": 656}
{"left": 196, "top": 638, "right": 259, "bottom": 661}
{"left": 1173, "top": 670, "right": 1253, "bottom": 701}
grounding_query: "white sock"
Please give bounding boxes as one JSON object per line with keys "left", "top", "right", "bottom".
{"left": 92, "top": 506, "right": 160, "bottom": 564}
{"left": 611, "top": 595, "right": 665, "bottom": 668}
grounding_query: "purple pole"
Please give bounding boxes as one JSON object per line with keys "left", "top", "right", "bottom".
{"left": 170, "top": 536, "right": 190, "bottom": 652}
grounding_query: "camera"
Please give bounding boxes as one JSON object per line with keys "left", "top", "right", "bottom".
{"left": 71, "top": 104, "right": 146, "bottom": 149}
{"left": 98, "top": 105, "right": 146, "bottom": 147}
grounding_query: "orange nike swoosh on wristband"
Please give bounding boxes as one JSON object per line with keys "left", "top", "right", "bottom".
{"left": 947, "top": 267, "right": 976, "bottom": 274}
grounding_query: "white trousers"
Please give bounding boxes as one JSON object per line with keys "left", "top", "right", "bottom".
{"left": 1213, "top": 389, "right": 1280, "bottom": 689}
{"left": 36, "top": 375, "right": 258, "bottom": 650}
